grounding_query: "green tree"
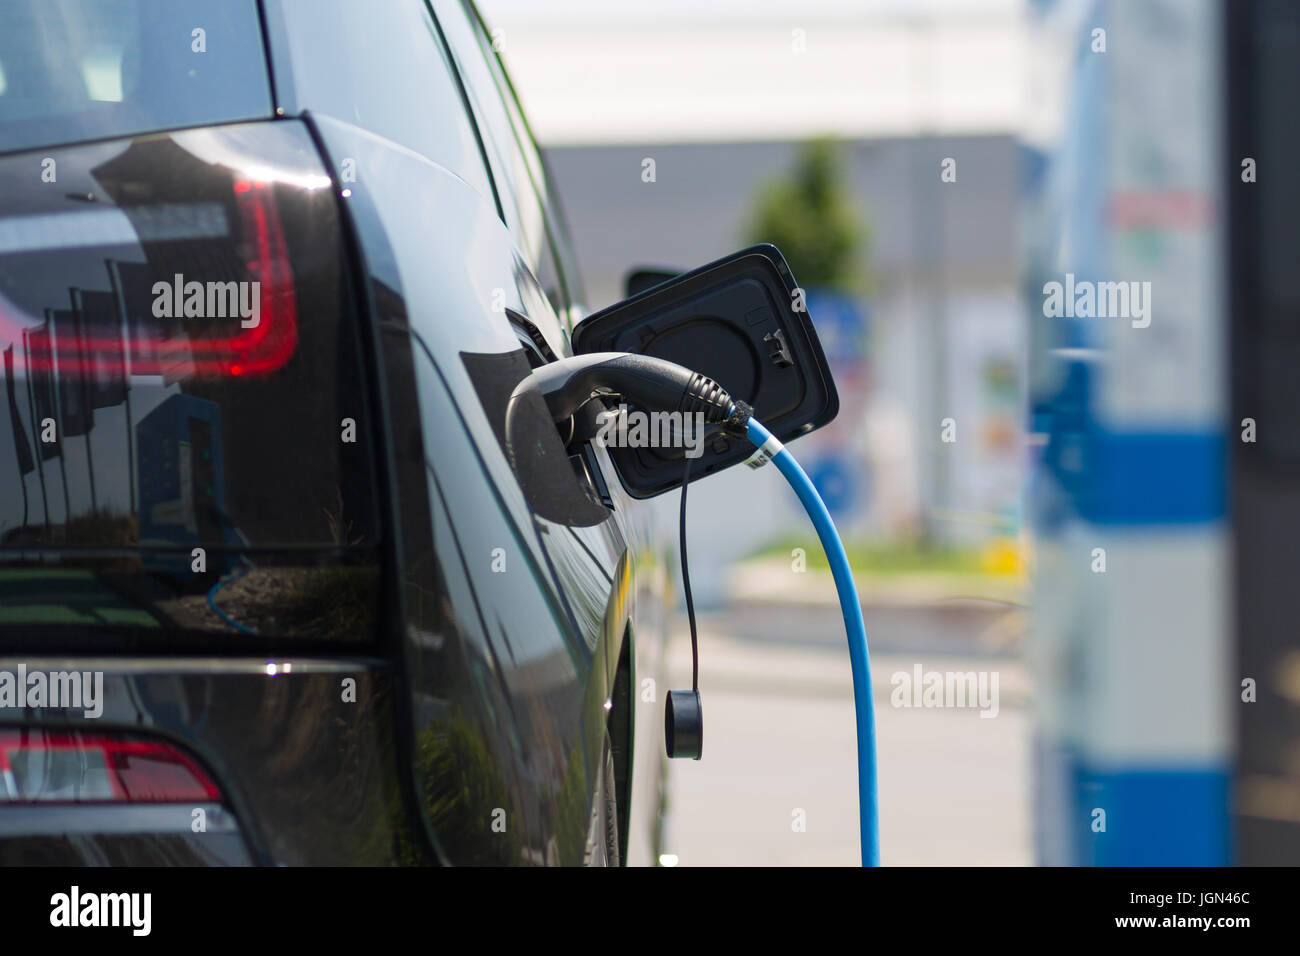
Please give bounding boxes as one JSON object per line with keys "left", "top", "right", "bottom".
{"left": 744, "top": 138, "right": 867, "bottom": 292}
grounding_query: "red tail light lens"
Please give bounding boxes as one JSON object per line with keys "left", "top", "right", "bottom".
{"left": 0, "top": 730, "right": 221, "bottom": 803}
{"left": 210, "top": 178, "right": 300, "bottom": 377}
{"left": 5, "top": 177, "right": 297, "bottom": 380}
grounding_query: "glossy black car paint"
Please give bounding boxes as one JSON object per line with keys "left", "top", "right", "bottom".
{"left": 0, "top": 0, "right": 667, "bottom": 865}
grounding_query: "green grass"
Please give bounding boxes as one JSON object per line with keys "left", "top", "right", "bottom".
{"left": 750, "top": 537, "right": 1000, "bottom": 577}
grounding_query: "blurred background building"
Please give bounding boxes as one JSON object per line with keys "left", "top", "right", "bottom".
{"left": 483, "top": 0, "right": 1028, "bottom": 598}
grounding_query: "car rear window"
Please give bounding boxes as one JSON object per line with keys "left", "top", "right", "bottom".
{"left": 0, "top": 0, "right": 272, "bottom": 156}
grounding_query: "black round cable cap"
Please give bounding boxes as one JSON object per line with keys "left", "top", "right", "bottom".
{"left": 665, "top": 689, "right": 703, "bottom": 760}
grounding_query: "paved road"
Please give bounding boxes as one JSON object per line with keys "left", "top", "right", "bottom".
{"left": 654, "top": 611, "right": 1031, "bottom": 866}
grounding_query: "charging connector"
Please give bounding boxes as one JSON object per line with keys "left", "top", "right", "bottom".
{"left": 510, "top": 352, "right": 733, "bottom": 429}
{"left": 513, "top": 352, "right": 881, "bottom": 866}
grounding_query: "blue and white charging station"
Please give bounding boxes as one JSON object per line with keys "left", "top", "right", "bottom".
{"left": 1024, "top": 0, "right": 1230, "bottom": 865}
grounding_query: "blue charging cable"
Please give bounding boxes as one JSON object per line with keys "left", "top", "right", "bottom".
{"left": 506, "top": 351, "right": 879, "bottom": 863}
{"left": 745, "top": 416, "right": 881, "bottom": 867}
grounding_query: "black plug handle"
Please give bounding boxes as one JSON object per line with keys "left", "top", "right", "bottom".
{"left": 515, "top": 352, "right": 732, "bottom": 425}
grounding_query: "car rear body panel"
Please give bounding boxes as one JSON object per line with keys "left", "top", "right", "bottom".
{"left": 0, "top": 658, "right": 416, "bottom": 865}
{"left": 0, "top": 0, "right": 670, "bottom": 866}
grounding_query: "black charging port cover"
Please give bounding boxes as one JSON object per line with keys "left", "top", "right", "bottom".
{"left": 571, "top": 244, "right": 839, "bottom": 498}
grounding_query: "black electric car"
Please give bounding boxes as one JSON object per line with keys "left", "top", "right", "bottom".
{"left": 0, "top": 0, "right": 837, "bottom": 865}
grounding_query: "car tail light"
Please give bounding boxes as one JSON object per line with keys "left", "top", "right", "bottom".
{"left": 5, "top": 177, "right": 298, "bottom": 380}
{"left": 0, "top": 730, "right": 221, "bottom": 803}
